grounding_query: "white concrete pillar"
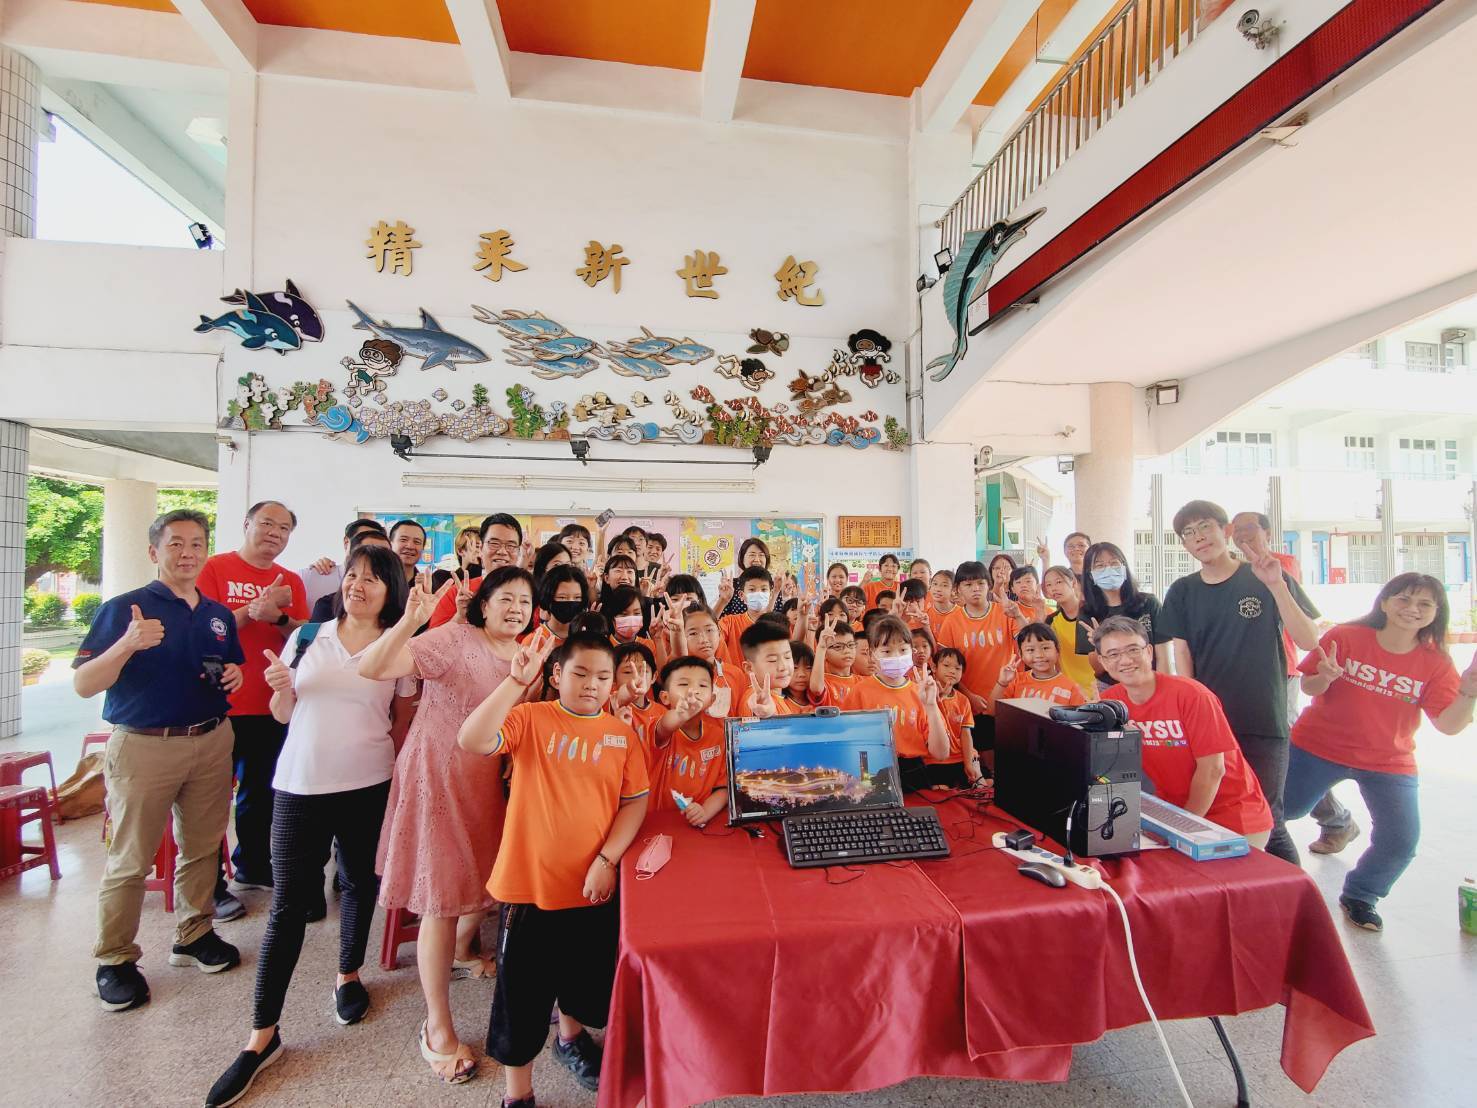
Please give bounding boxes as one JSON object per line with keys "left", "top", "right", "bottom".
{"left": 1074, "top": 382, "right": 1136, "bottom": 552}
{"left": 909, "top": 441, "right": 977, "bottom": 572}
{"left": 1, "top": 421, "right": 28, "bottom": 738}
{"left": 0, "top": 50, "right": 39, "bottom": 737}
{"left": 102, "top": 479, "right": 159, "bottom": 597}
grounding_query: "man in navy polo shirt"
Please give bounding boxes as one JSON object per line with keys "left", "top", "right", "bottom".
{"left": 74, "top": 509, "right": 247, "bottom": 1013}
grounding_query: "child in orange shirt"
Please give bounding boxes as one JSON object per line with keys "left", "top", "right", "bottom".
{"left": 784, "top": 641, "right": 816, "bottom": 707}
{"left": 612, "top": 640, "right": 662, "bottom": 760}
{"left": 825, "top": 615, "right": 949, "bottom": 792}
{"left": 718, "top": 566, "right": 773, "bottom": 669}
{"left": 807, "top": 612, "right": 861, "bottom": 706}
{"left": 457, "top": 632, "right": 648, "bottom": 1103}
{"left": 650, "top": 655, "right": 729, "bottom": 828}
{"left": 990, "top": 622, "right": 1089, "bottom": 709}
{"left": 927, "top": 568, "right": 957, "bottom": 624}
{"left": 1008, "top": 566, "right": 1050, "bottom": 625}
{"left": 935, "top": 560, "right": 1021, "bottom": 753}
{"left": 898, "top": 578, "right": 930, "bottom": 630}
{"left": 736, "top": 619, "right": 801, "bottom": 717}
{"left": 839, "top": 586, "right": 867, "bottom": 628}
{"left": 926, "top": 647, "right": 984, "bottom": 788}
{"left": 676, "top": 605, "right": 738, "bottom": 718}
{"left": 862, "top": 553, "right": 901, "bottom": 608}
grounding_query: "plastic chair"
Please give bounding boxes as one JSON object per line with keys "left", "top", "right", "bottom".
{"left": 81, "top": 733, "right": 112, "bottom": 841}
{"left": 0, "top": 752, "right": 60, "bottom": 864}
{"left": 380, "top": 907, "right": 421, "bottom": 969}
{"left": 0, "top": 785, "right": 61, "bottom": 881}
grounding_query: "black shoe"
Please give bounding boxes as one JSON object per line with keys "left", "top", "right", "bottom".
{"left": 169, "top": 930, "right": 241, "bottom": 973}
{"left": 306, "top": 894, "right": 327, "bottom": 923}
{"left": 503, "top": 1097, "right": 536, "bottom": 1108}
{"left": 96, "top": 962, "right": 150, "bottom": 1012}
{"left": 551, "top": 1029, "right": 603, "bottom": 1091}
{"left": 214, "top": 893, "right": 246, "bottom": 923}
{"left": 334, "top": 979, "right": 370, "bottom": 1026}
{"left": 1340, "top": 895, "right": 1384, "bottom": 932}
{"left": 205, "top": 1029, "right": 283, "bottom": 1107}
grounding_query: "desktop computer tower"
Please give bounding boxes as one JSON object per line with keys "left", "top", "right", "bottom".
{"left": 994, "top": 699, "right": 1142, "bottom": 858}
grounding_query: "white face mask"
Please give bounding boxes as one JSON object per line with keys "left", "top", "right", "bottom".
{"left": 744, "top": 591, "right": 770, "bottom": 613}
{"left": 876, "top": 654, "right": 913, "bottom": 681}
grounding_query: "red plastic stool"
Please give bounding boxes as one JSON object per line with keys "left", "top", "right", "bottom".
{"left": 0, "top": 785, "right": 61, "bottom": 881}
{"left": 380, "top": 907, "right": 421, "bottom": 969}
{"left": 0, "top": 751, "right": 60, "bottom": 866}
{"left": 81, "top": 731, "right": 111, "bottom": 757}
{"left": 139, "top": 824, "right": 235, "bottom": 913}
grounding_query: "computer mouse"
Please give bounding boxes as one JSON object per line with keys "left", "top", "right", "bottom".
{"left": 1017, "top": 861, "right": 1067, "bottom": 888}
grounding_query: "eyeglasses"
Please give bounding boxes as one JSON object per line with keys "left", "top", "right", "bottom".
{"left": 1098, "top": 645, "right": 1149, "bottom": 663}
{"left": 484, "top": 540, "right": 520, "bottom": 553}
{"left": 1179, "top": 522, "right": 1220, "bottom": 541}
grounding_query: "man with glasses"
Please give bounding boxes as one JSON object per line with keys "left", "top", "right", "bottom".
{"left": 1160, "top": 500, "right": 1319, "bottom": 863}
{"left": 197, "top": 501, "right": 309, "bottom": 902}
{"left": 428, "top": 513, "right": 526, "bottom": 628}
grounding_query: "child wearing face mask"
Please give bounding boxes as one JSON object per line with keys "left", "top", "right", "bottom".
{"left": 718, "top": 567, "right": 774, "bottom": 670}
{"left": 990, "top": 623, "right": 1090, "bottom": 710}
{"left": 531, "top": 565, "right": 590, "bottom": 646}
{"left": 828, "top": 615, "right": 949, "bottom": 793}
{"left": 1076, "top": 541, "right": 1170, "bottom": 693}
{"left": 600, "top": 586, "right": 654, "bottom": 658}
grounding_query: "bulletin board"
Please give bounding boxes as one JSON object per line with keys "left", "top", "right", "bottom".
{"left": 363, "top": 510, "right": 825, "bottom": 594}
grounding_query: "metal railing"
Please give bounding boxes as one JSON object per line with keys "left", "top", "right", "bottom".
{"left": 938, "top": 0, "right": 1201, "bottom": 255}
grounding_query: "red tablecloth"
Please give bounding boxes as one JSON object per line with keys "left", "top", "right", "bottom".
{"left": 600, "top": 801, "right": 1374, "bottom": 1108}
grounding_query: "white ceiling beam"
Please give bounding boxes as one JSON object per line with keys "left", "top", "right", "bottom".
{"left": 700, "top": 0, "right": 757, "bottom": 123}
{"left": 972, "top": 0, "right": 1119, "bottom": 162}
{"left": 40, "top": 78, "right": 225, "bottom": 233}
{"left": 443, "top": 0, "right": 512, "bottom": 102}
{"left": 919, "top": 0, "right": 1039, "bottom": 135}
{"left": 171, "top": 0, "right": 258, "bottom": 72}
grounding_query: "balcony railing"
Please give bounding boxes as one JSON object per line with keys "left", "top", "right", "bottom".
{"left": 938, "top": 0, "right": 1201, "bottom": 256}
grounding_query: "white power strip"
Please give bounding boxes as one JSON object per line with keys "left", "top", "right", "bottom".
{"left": 991, "top": 832, "right": 1104, "bottom": 889}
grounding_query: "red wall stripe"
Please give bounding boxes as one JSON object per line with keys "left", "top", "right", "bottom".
{"left": 985, "top": 0, "right": 1448, "bottom": 318}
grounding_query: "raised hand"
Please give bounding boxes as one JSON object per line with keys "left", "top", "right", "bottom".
{"left": 404, "top": 572, "right": 453, "bottom": 627}
{"left": 1035, "top": 536, "right": 1049, "bottom": 564}
{"left": 517, "top": 541, "right": 534, "bottom": 570}
{"left": 916, "top": 667, "right": 939, "bottom": 706}
{"left": 707, "top": 685, "right": 732, "bottom": 718}
{"left": 262, "top": 648, "right": 293, "bottom": 693}
{"left": 510, "top": 630, "right": 557, "bottom": 687}
{"left": 1000, "top": 597, "right": 1022, "bottom": 622}
{"left": 1460, "top": 654, "right": 1477, "bottom": 698}
{"left": 749, "top": 672, "right": 776, "bottom": 718}
{"left": 997, "top": 655, "right": 1019, "bottom": 687}
{"left": 452, "top": 568, "right": 475, "bottom": 623}
{"left": 612, "top": 703, "right": 635, "bottom": 728}
{"left": 1248, "top": 548, "right": 1286, "bottom": 591}
{"left": 805, "top": 601, "right": 821, "bottom": 635}
{"left": 311, "top": 557, "right": 336, "bottom": 575}
{"left": 716, "top": 570, "right": 734, "bottom": 611}
{"left": 122, "top": 603, "right": 165, "bottom": 652}
{"left": 1314, "top": 643, "right": 1343, "bottom": 683}
{"left": 265, "top": 573, "right": 293, "bottom": 608}
{"left": 816, "top": 614, "right": 841, "bottom": 655}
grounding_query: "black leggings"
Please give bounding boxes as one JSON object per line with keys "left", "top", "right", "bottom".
{"left": 252, "top": 781, "right": 390, "bottom": 1029}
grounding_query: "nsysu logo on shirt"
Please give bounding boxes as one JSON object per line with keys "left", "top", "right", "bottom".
{"left": 225, "top": 580, "right": 277, "bottom": 602}
{"left": 1340, "top": 656, "right": 1426, "bottom": 702}
{"left": 1236, "top": 597, "right": 1263, "bottom": 620}
{"left": 1134, "top": 718, "right": 1188, "bottom": 747}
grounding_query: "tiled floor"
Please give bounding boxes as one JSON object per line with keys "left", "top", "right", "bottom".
{"left": 4, "top": 665, "right": 1475, "bottom": 1108}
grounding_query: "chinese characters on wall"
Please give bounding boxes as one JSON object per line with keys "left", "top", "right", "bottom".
{"left": 366, "top": 219, "right": 824, "bottom": 305}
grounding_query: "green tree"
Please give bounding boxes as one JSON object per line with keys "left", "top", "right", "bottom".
{"left": 25, "top": 476, "right": 103, "bottom": 586}
{"left": 157, "top": 488, "right": 218, "bottom": 552}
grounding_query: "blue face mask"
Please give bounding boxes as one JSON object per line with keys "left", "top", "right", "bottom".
{"left": 1091, "top": 565, "right": 1127, "bottom": 591}
{"left": 745, "top": 591, "right": 770, "bottom": 613}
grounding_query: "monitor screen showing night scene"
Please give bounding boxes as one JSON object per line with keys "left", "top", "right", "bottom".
{"left": 726, "top": 709, "right": 902, "bottom": 823}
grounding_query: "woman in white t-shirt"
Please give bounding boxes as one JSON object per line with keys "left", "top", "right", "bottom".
{"left": 205, "top": 544, "right": 416, "bottom": 1108}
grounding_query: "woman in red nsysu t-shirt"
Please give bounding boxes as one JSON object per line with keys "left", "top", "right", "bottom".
{"left": 1284, "top": 572, "right": 1477, "bottom": 932}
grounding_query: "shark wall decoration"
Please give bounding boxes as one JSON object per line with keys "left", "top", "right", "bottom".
{"left": 221, "top": 280, "right": 324, "bottom": 343}
{"left": 346, "top": 301, "right": 490, "bottom": 370}
{"left": 926, "top": 209, "right": 1043, "bottom": 383}
{"left": 195, "top": 291, "right": 302, "bottom": 354}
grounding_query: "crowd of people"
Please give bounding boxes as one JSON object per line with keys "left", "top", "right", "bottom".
{"left": 71, "top": 497, "right": 1477, "bottom": 1107}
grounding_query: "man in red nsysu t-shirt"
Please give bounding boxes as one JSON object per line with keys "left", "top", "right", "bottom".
{"left": 1095, "top": 615, "right": 1272, "bottom": 843}
{"left": 197, "top": 500, "right": 308, "bottom": 898}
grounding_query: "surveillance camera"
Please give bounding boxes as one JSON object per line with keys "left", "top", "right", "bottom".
{"left": 1238, "top": 9, "right": 1261, "bottom": 31}
{"left": 976, "top": 445, "right": 994, "bottom": 469}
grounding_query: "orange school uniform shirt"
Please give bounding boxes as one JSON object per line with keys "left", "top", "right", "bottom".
{"left": 818, "top": 671, "right": 861, "bottom": 708}
{"left": 935, "top": 604, "right": 1020, "bottom": 711}
{"left": 863, "top": 579, "right": 901, "bottom": 608}
{"left": 487, "top": 701, "right": 650, "bottom": 911}
{"left": 832, "top": 675, "right": 933, "bottom": 759}
{"left": 926, "top": 689, "right": 976, "bottom": 765}
{"left": 999, "top": 669, "right": 1087, "bottom": 707}
{"left": 717, "top": 612, "right": 756, "bottom": 671}
{"left": 649, "top": 714, "right": 729, "bottom": 810}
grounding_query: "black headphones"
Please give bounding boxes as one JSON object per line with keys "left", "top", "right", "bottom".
{"left": 1049, "top": 701, "right": 1129, "bottom": 731}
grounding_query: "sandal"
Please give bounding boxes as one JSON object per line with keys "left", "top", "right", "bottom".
{"left": 450, "top": 956, "right": 495, "bottom": 980}
{"left": 419, "top": 1020, "right": 477, "bottom": 1084}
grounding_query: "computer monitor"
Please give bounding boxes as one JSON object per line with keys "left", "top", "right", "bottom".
{"left": 725, "top": 709, "right": 902, "bottom": 825}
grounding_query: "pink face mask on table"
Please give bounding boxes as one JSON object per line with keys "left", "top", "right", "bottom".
{"left": 635, "top": 834, "right": 673, "bottom": 880}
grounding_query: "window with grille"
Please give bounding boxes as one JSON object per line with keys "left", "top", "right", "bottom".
{"left": 1351, "top": 341, "right": 1377, "bottom": 362}
{"left": 1405, "top": 341, "right": 1440, "bottom": 372}
{"left": 1347, "top": 534, "right": 1385, "bottom": 584}
{"left": 1401, "top": 534, "right": 1444, "bottom": 577}
{"left": 1209, "top": 430, "right": 1274, "bottom": 475}
{"left": 1133, "top": 530, "right": 1193, "bottom": 593}
{"left": 1343, "top": 434, "right": 1375, "bottom": 471}
{"left": 1397, "top": 437, "right": 1456, "bottom": 478}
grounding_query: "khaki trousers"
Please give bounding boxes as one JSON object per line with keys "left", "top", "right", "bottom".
{"left": 94, "top": 721, "right": 234, "bottom": 965}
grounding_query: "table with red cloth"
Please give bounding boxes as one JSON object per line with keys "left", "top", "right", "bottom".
{"left": 600, "top": 800, "right": 1374, "bottom": 1108}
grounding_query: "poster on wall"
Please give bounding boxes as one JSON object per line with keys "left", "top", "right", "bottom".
{"left": 362, "top": 510, "right": 824, "bottom": 593}
{"left": 830, "top": 548, "right": 915, "bottom": 588}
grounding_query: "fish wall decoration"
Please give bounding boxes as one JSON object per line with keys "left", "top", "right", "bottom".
{"left": 195, "top": 291, "right": 301, "bottom": 354}
{"left": 346, "top": 301, "right": 490, "bottom": 370}
{"left": 222, "top": 280, "right": 324, "bottom": 342}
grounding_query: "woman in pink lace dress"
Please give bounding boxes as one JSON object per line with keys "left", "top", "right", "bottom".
{"left": 359, "top": 565, "right": 534, "bottom": 1084}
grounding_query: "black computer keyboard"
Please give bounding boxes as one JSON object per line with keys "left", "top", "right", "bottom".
{"left": 782, "top": 807, "right": 950, "bottom": 868}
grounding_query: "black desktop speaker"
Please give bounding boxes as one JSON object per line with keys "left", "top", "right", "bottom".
{"left": 994, "top": 699, "right": 1142, "bottom": 858}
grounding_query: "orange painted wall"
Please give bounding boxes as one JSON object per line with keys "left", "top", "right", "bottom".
{"left": 499, "top": 0, "right": 710, "bottom": 71}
